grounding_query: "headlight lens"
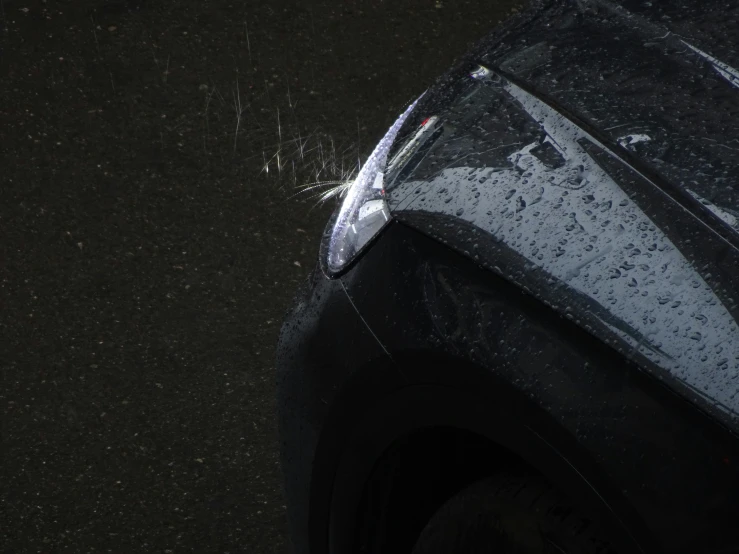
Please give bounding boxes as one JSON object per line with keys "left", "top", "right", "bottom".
{"left": 323, "top": 95, "right": 423, "bottom": 275}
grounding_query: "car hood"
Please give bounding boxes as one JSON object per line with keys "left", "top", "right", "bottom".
{"left": 385, "top": 0, "right": 739, "bottom": 433}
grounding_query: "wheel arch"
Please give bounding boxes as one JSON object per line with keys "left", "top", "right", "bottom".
{"left": 309, "top": 352, "right": 658, "bottom": 554}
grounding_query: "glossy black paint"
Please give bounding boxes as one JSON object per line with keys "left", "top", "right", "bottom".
{"left": 387, "top": 0, "right": 739, "bottom": 434}
{"left": 278, "top": 1, "right": 739, "bottom": 553}
{"left": 276, "top": 261, "right": 394, "bottom": 554}
{"left": 279, "top": 220, "right": 739, "bottom": 553}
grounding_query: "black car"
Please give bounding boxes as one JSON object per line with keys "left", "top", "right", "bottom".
{"left": 276, "top": 1, "right": 739, "bottom": 552}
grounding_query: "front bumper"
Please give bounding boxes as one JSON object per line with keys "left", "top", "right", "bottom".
{"left": 276, "top": 262, "right": 390, "bottom": 554}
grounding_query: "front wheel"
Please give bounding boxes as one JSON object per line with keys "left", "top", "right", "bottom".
{"left": 411, "top": 471, "right": 618, "bottom": 554}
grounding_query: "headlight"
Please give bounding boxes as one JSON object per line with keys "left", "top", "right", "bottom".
{"left": 321, "top": 95, "right": 424, "bottom": 275}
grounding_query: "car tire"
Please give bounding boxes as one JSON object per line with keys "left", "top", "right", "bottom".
{"left": 410, "top": 470, "right": 617, "bottom": 554}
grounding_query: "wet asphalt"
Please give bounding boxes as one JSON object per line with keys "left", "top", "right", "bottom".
{"left": 0, "top": 0, "right": 520, "bottom": 551}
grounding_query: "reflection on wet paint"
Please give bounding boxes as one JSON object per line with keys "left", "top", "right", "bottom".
{"left": 682, "top": 41, "right": 739, "bottom": 89}
{"left": 685, "top": 189, "right": 739, "bottom": 230}
{"left": 617, "top": 134, "right": 651, "bottom": 149}
{"left": 389, "top": 67, "right": 739, "bottom": 420}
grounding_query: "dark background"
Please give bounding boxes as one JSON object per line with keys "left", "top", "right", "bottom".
{"left": 0, "top": 0, "right": 519, "bottom": 551}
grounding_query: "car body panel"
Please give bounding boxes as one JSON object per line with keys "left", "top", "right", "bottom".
{"left": 279, "top": 221, "right": 739, "bottom": 553}
{"left": 341, "top": 220, "right": 739, "bottom": 554}
{"left": 277, "top": 1, "right": 739, "bottom": 553}
{"left": 385, "top": 0, "right": 739, "bottom": 435}
{"left": 276, "top": 266, "right": 396, "bottom": 554}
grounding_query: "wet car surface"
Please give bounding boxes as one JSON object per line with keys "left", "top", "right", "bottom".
{"left": 388, "top": 0, "right": 739, "bottom": 432}
{"left": 278, "top": 1, "right": 739, "bottom": 553}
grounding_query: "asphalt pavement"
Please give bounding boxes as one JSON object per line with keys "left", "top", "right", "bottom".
{"left": 1, "top": 0, "right": 520, "bottom": 551}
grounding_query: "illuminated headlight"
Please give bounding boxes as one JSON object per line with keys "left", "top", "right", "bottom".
{"left": 322, "top": 94, "right": 423, "bottom": 275}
